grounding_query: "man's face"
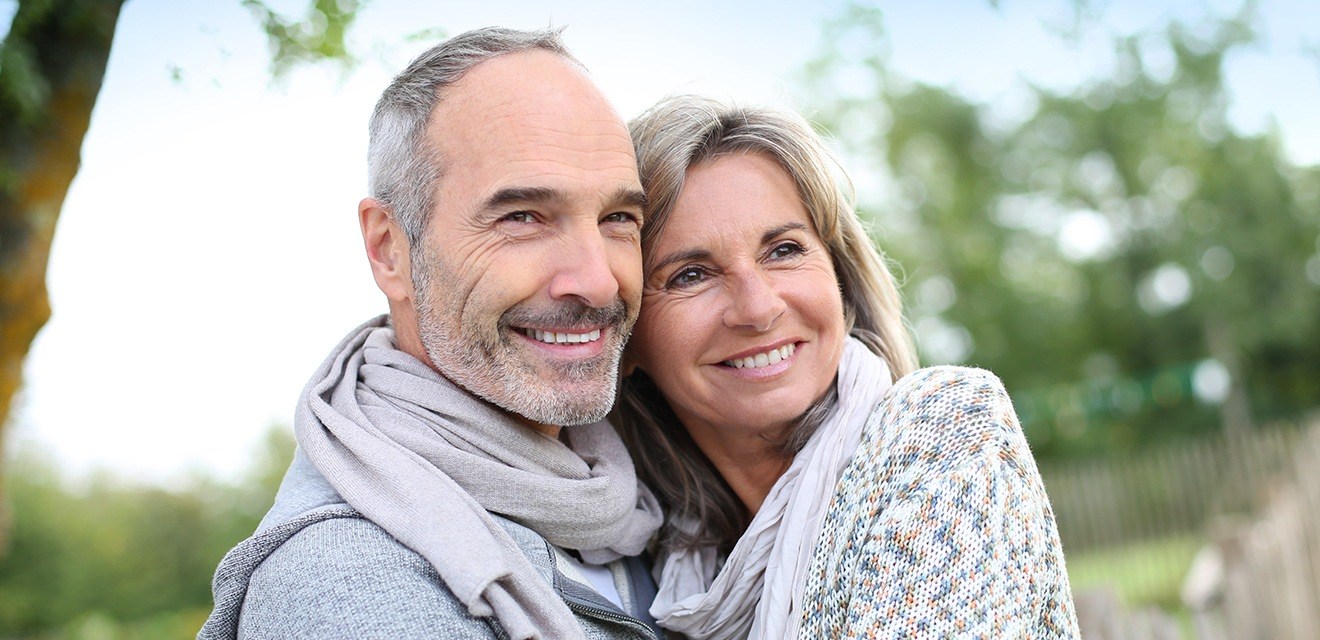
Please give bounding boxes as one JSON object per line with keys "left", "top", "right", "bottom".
{"left": 409, "top": 50, "right": 644, "bottom": 428}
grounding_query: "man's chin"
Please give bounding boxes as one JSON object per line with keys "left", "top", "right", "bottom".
{"left": 496, "top": 374, "right": 618, "bottom": 428}
{"left": 458, "top": 333, "right": 624, "bottom": 426}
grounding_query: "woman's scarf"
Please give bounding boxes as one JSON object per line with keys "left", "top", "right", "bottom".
{"left": 295, "top": 315, "right": 664, "bottom": 640}
{"left": 649, "top": 337, "right": 893, "bottom": 639}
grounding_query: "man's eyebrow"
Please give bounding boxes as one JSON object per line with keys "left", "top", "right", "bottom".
{"left": 762, "top": 222, "right": 808, "bottom": 245}
{"left": 481, "top": 186, "right": 568, "bottom": 210}
{"left": 608, "top": 187, "right": 648, "bottom": 210}
{"left": 480, "top": 186, "right": 647, "bottom": 212}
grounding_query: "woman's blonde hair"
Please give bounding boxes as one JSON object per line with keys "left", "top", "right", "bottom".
{"left": 612, "top": 95, "right": 917, "bottom": 550}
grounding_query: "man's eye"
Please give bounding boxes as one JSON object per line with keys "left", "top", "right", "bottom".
{"left": 602, "top": 211, "right": 640, "bottom": 225}
{"left": 501, "top": 211, "right": 536, "bottom": 223}
{"left": 667, "top": 267, "right": 707, "bottom": 289}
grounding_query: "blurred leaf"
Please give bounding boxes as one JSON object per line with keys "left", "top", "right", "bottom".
{"left": 241, "top": 0, "right": 364, "bottom": 79}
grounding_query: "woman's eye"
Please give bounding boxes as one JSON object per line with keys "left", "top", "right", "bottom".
{"left": 769, "top": 241, "right": 805, "bottom": 259}
{"left": 667, "top": 267, "right": 707, "bottom": 289}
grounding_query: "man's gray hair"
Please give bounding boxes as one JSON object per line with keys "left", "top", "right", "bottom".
{"left": 367, "top": 26, "right": 578, "bottom": 249}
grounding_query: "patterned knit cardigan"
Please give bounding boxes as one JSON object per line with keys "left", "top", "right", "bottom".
{"left": 797, "top": 366, "right": 1081, "bottom": 638}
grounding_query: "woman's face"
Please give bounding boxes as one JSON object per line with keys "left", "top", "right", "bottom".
{"left": 629, "top": 151, "right": 846, "bottom": 442}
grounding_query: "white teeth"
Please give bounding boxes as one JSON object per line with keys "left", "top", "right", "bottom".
{"left": 523, "top": 328, "right": 603, "bottom": 345}
{"left": 724, "top": 344, "right": 795, "bottom": 369}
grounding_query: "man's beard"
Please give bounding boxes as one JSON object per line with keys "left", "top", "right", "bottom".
{"left": 411, "top": 250, "right": 634, "bottom": 427}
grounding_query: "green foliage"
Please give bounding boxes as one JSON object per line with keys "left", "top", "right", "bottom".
{"left": 0, "top": 25, "right": 47, "bottom": 126}
{"left": 802, "top": 2, "right": 1320, "bottom": 459}
{"left": 0, "top": 0, "right": 124, "bottom": 127}
{"left": 0, "top": 427, "right": 294, "bottom": 638}
{"left": 241, "top": 0, "right": 364, "bottom": 79}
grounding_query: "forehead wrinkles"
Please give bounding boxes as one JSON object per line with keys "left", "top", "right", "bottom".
{"left": 653, "top": 199, "right": 757, "bottom": 254}
{"left": 431, "top": 107, "right": 637, "bottom": 198}
{"left": 469, "top": 111, "right": 632, "bottom": 159}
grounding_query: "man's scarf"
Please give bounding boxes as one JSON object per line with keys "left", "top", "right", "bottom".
{"left": 296, "top": 315, "right": 663, "bottom": 640}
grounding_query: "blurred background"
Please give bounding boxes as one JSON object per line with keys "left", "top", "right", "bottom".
{"left": 2, "top": 0, "right": 1318, "bottom": 638}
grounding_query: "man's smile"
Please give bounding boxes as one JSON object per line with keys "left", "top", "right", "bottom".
{"left": 515, "top": 327, "right": 604, "bottom": 344}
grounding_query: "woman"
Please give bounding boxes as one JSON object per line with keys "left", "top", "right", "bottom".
{"left": 613, "top": 96, "right": 1080, "bottom": 639}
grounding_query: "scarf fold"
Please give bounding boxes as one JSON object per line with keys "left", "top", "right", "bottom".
{"left": 649, "top": 337, "right": 893, "bottom": 639}
{"left": 296, "top": 315, "right": 664, "bottom": 640}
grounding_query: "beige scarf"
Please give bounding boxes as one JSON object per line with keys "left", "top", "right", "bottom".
{"left": 297, "top": 315, "right": 663, "bottom": 640}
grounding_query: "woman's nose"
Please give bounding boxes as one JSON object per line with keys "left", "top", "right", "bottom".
{"left": 722, "top": 270, "right": 787, "bottom": 332}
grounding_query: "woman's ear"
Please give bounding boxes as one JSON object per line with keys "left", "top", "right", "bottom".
{"left": 621, "top": 349, "right": 640, "bottom": 377}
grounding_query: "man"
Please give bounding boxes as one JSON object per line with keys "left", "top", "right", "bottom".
{"left": 198, "top": 27, "right": 664, "bottom": 639}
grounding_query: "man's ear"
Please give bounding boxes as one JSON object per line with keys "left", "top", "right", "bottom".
{"left": 360, "top": 197, "right": 412, "bottom": 302}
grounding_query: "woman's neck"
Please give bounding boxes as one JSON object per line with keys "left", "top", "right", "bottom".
{"left": 688, "top": 426, "right": 793, "bottom": 516}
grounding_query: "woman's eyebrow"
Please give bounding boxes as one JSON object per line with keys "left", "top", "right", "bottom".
{"left": 762, "top": 222, "right": 808, "bottom": 244}
{"left": 650, "top": 222, "right": 809, "bottom": 272}
{"left": 649, "top": 248, "right": 711, "bottom": 274}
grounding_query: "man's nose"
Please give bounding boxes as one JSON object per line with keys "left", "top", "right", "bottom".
{"left": 546, "top": 229, "right": 621, "bottom": 309}
{"left": 722, "top": 269, "right": 787, "bottom": 332}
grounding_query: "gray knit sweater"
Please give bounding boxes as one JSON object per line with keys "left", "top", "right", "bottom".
{"left": 198, "top": 449, "right": 664, "bottom": 639}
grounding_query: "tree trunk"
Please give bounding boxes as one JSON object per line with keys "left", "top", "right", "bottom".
{"left": 0, "top": 0, "right": 126, "bottom": 552}
{"left": 1204, "top": 315, "right": 1253, "bottom": 437}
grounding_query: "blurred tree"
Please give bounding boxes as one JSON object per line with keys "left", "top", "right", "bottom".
{"left": 0, "top": 425, "right": 294, "bottom": 637}
{"left": 0, "top": 0, "right": 125, "bottom": 555}
{"left": 802, "top": 2, "right": 1320, "bottom": 458}
{"left": 0, "top": 0, "right": 361, "bottom": 551}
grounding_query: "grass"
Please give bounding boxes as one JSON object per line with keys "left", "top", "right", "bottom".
{"left": 1066, "top": 533, "right": 1204, "bottom": 610}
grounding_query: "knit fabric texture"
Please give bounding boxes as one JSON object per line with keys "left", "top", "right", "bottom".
{"left": 198, "top": 446, "right": 665, "bottom": 639}
{"left": 798, "top": 366, "right": 1081, "bottom": 639}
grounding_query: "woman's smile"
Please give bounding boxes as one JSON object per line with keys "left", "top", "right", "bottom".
{"left": 720, "top": 340, "right": 797, "bottom": 370}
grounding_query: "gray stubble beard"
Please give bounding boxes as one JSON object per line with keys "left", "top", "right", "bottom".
{"left": 411, "top": 248, "right": 632, "bottom": 427}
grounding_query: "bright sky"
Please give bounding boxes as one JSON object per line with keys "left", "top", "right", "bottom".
{"left": 6, "top": 0, "right": 1318, "bottom": 486}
